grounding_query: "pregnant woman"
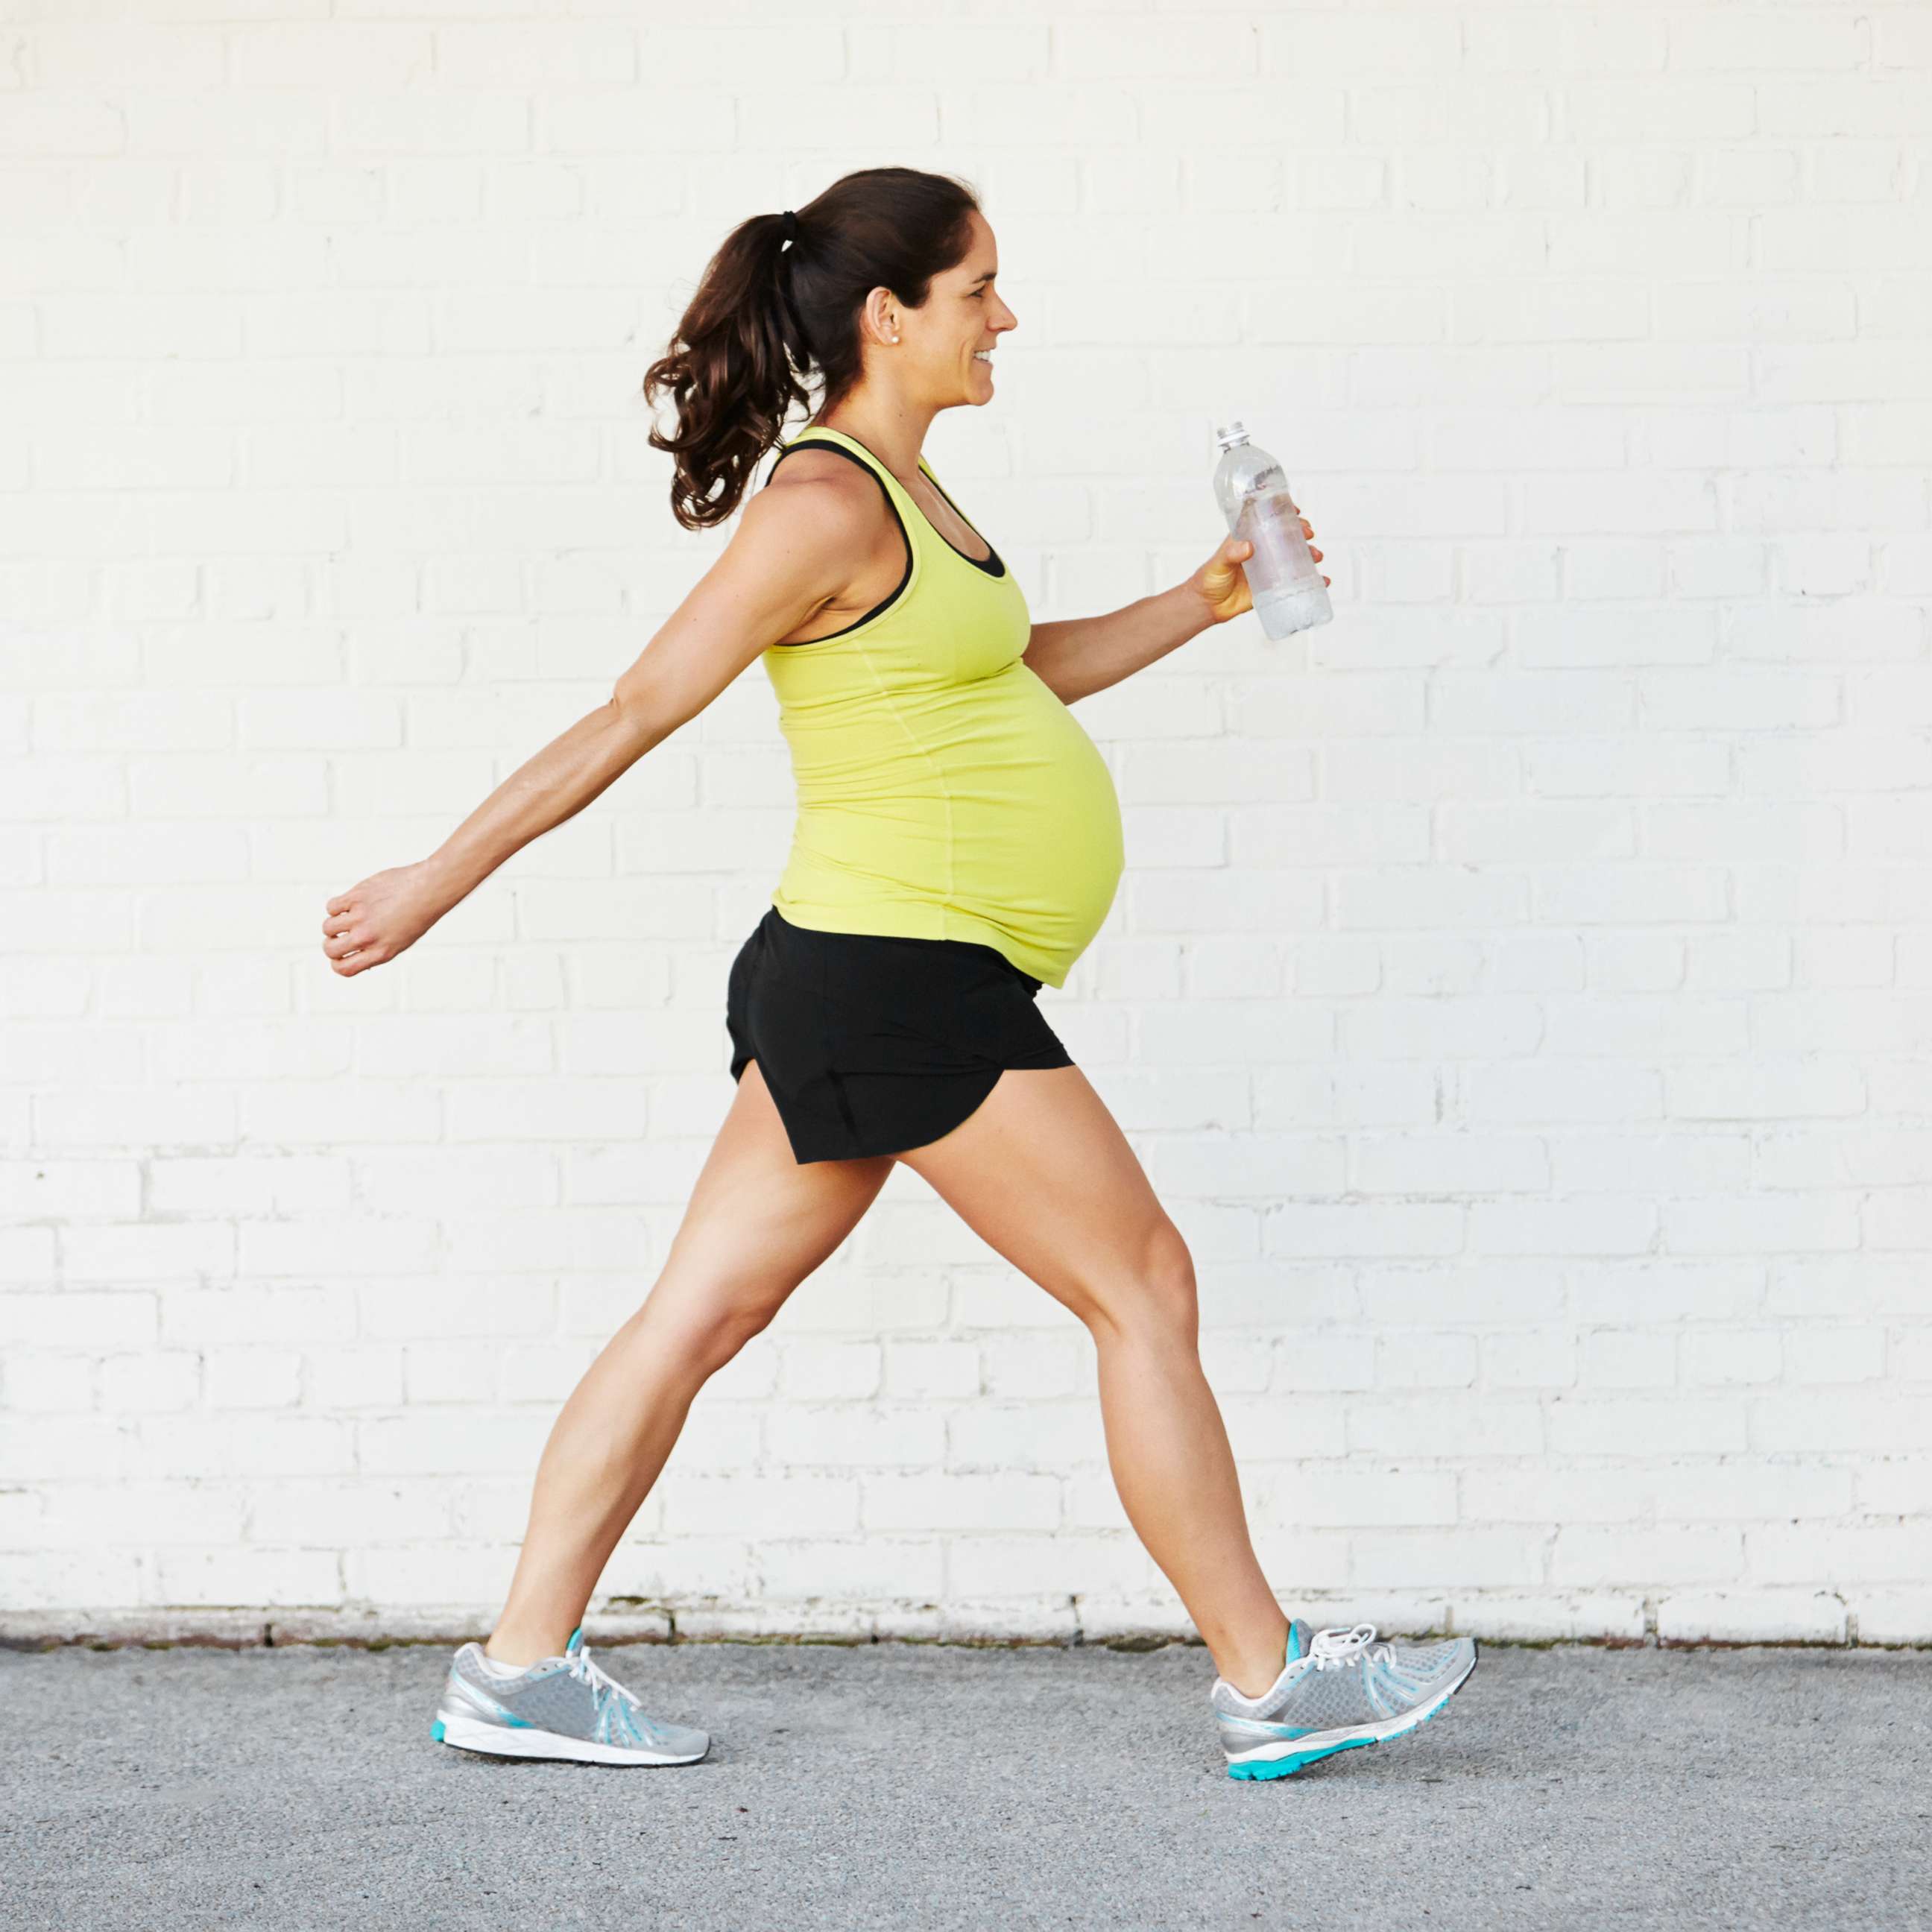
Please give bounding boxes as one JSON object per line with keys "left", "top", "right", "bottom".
{"left": 321, "top": 166, "right": 1474, "bottom": 1781}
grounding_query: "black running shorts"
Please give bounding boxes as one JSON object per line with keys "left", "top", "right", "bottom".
{"left": 724, "top": 904, "right": 1076, "bottom": 1164}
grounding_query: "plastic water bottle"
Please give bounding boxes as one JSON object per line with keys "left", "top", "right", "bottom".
{"left": 1211, "top": 421, "right": 1332, "bottom": 639}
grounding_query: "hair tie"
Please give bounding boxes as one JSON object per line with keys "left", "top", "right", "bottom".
{"left": 779, "top": 209, "right": 798, "bottom": 248}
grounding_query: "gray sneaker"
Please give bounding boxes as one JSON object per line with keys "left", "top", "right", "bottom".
{"left": 1211, "top": 1618, "right": 1477, "bottom": 1780}
{"left": 433, "top": 1626, "right": 710, "bottom": 1767}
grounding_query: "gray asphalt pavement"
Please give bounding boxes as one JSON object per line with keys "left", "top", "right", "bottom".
{"left": 4, "top": 1638, "right": 1928, "bottom": 1929}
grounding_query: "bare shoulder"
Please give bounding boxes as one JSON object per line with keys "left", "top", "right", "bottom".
{"left": 725, "top": 442, "right": 900, "bottom": 604}
{"left": 755, "top": 442, "right": 892, "bottom": 543}
{"left": 608, "top": 442, "right": 902, "bottom": 730}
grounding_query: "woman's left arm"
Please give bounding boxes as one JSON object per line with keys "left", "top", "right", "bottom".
{"left": 1022, "top": 517, "right": 1325, "bottom": 705}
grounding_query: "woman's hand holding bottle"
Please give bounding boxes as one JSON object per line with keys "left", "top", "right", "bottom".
{"left": 1189, "top": 517, "right": 1325, "bottom": 628}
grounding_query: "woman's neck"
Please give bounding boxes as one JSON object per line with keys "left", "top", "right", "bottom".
{"left": 809, "top": 405, "right": 937, "bottom": 490}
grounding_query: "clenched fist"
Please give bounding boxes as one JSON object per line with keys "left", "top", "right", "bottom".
{"left": 321, "top": 861, "right": 451, "bottom": 978}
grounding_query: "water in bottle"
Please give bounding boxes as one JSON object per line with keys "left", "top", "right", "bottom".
{"left": 1211, "top": 421, "right": 1332, "bottom": 639}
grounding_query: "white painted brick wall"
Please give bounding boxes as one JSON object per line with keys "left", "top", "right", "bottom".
{"left": 3, "top": 2, "right": 1929, "bottom": 1650}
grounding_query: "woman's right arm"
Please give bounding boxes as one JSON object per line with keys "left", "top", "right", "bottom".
{"left": 321, "top": 474, "right": 872, "bottom": 977}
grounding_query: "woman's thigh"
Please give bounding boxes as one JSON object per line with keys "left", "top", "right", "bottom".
{"left": 888, "top": 1064, "right": 1193, "bottom": 1337}
{"left": 642, "top": 1058, "right": 895, "bottom": 1352}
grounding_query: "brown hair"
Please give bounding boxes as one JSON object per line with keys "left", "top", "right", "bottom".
{"left": 640, "top": 165, "right": 982, "bottom": 531}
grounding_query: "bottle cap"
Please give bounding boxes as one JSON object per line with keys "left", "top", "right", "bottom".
{"left": 1213, "top": 420, "right": 1248, "bottom": 449}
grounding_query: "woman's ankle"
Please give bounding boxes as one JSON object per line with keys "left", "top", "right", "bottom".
{"left": 1219, "top": 1617, "right": 1293, "bottom": 1699}
{"left": 483, "top": 1621, "right": 571, "bottom": 1669}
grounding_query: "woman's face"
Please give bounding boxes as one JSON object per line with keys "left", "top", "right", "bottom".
{"left": 890, "top": 209, "right": 1017, "bottom": 408}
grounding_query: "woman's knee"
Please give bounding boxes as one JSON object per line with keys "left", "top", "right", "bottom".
{"left": 637, "top": 1289, "right": 783, "bottom": 1381}
{"left": 1085, "top": 1221, "right": 1199, "bottom": 1345}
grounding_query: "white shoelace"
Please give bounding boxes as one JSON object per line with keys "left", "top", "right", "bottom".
{"left": 566, "top": 1644, "right": 634, "bottom": 1708}
{"left": 1307, "top": 1622, "right": 1395, "bottom": 1671}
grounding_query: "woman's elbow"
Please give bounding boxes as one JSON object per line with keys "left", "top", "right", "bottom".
{"left": 608, "top": 663, "right": 692, "bottom": 751}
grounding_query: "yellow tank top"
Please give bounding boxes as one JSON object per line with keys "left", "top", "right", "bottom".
{"left": 757, "top": 424, "right": 1124, "bottom": 989}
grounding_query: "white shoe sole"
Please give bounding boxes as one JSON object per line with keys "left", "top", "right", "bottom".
{"left": 432, "top": 1706, "right": 709, "bottom": 1767}
{"left": 1223, "top": 1646, "right": 1478, "bottom": 1780}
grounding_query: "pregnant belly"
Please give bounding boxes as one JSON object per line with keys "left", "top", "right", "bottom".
{"left": 778, "top": 663, "right": 1126, "bottom": 976}
{"left": 945, "top": 693, "right": 1124, "bottom": 953}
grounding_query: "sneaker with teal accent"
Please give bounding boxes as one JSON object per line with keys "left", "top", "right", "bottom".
{"left": 1211, "top": 1618, "right": 1477, "bottom": 1780}
{"left": 432, "top": 1626, "right": 710, "bottom": 1767}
